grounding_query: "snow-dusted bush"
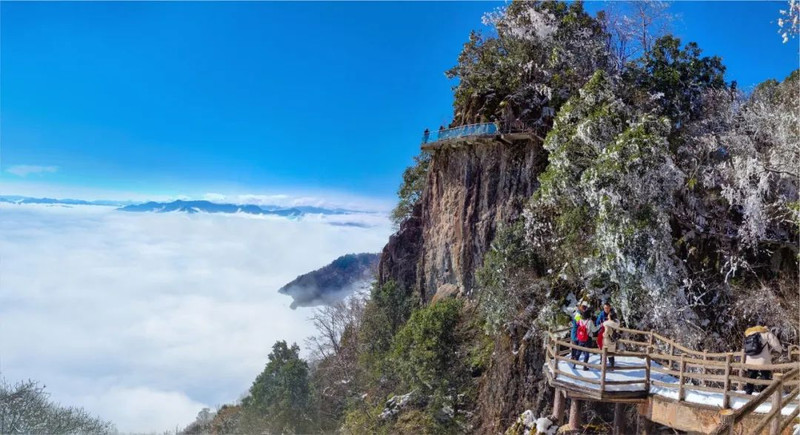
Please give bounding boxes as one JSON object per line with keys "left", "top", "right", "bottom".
{"left": 0, "top": 379, "right": 115, "bottom": 434}
{"left": 505, "top": 410, "right": 557, "bottom": 435}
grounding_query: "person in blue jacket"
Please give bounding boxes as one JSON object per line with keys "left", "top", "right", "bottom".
{"left": 596, "top": 302, "right": 615, "bottom": 326}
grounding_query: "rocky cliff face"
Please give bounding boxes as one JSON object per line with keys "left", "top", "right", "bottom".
{"left": 378, "top": 135, "right": 548, "bottom": 301}
{"left": 377, "top": 136, "right": 551, "bottom": 433}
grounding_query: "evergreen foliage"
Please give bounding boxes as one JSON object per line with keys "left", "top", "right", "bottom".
{"left": 475, "top": 221, "right": 541, "bottom": 335}
{"left": 623, "top": 35, "right": 726, "bottom": 128}
{"left": 240, "top": 341, "right": 312, "bottom": 434}
{"left": 357, "top": 280, "right": 417, "bottom": 382}
{"left": 390, "top": 299, "right": 464, "bottom": 397}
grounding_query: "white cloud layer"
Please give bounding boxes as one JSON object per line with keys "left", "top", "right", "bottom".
{"left": 0, "top": 203, "right": 392, "bottom": 433}
{"left": 5, "top": 165, "right": 59, "bottom": 177}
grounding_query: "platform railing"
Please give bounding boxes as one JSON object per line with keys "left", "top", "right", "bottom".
{"left": 420, "top": 119, "right": 548, "bottom": 145}
{"left": 544, "top": 325, "right": 800, "bottom": 432}
{"left": 421, "top": 122, "right": 499, "bottom": 144}
{"left": 712, "top": 368, "right": 800, "bottom": 435}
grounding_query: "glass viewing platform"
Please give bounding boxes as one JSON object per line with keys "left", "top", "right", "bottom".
{"left": 421, "top": 122, "right": 498, "bottom": 145}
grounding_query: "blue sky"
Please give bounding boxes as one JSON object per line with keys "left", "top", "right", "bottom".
{"left": 1, "top": 1, "right": 797, "bottom": 204}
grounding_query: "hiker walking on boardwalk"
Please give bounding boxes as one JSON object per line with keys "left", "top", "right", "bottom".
{"left": 571, "top": 303, "right": 598, "bottom": 370}
{"left": 571, "top": 314, "right": 599, "bottom": 370}
{"left": 570, "top": 301, "right": 589, "bottom": 360}
{"left": 743, "top": 325, "right": 783, "bottom": 394}
{"left": 598, "top": 312, "right": 620, "bottom": 369}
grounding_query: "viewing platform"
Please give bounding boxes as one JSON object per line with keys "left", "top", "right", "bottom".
{"left": 420, "top": 122, "right": 540, "bottom": 151}
{"left": 543, "top": 327, "right": 800, "bottom": 434}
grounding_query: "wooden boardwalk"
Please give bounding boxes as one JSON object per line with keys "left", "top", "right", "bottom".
{"left": 543, "top": 327, "right": 800, "bottom": 434}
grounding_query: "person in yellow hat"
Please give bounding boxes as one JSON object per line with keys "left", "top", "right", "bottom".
{"left": 743, "top": 325, "right": 783, "bottom": 394}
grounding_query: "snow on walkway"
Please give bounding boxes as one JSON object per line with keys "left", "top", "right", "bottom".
{"left": 550, "top": 354, "right": 798, "bottom": 416}
{"left": 553, "top": 354, "right": 653, "bottom": 392}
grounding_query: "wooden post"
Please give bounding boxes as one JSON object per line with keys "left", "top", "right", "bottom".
{"left": 552, "top": 388, "right": 566, "bottom": 424}
{"left": 600, "top": 347, "right": 608, "bottom": 394}
{"left": 637, "top": 414, "right": 652, "bottom": 435}
{"left": 702, "top": 351, "right": 708, "bottom": 387}
{"left": 613, "top": 403, "right": 624, "bottom": 435}
{"left": 568, "top": 399, "right": 581, "bottom": 431}
{"left": 678, "top": 354, "right": 687, "bottom": 401}
{"left": 718, "top": 408, "right": 735, "bottom": 435}
{"left": 645, "top": 331, "right": 654, "bottom": 392}
{"left": 738, "top": 349, "right": 747, "bottom": 391}
{"left": 668, "top": 343, "right": 674, "bottom": 370}
{"left": 770, "top": 373, "right": 783, "bottom": 435}
{"left": 722, "top": 353, "right": 732, "bottom": 409}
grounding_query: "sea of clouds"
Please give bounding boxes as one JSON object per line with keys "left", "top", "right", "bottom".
{"left": 0, "top": 203, "right": 392, "bottom": 433}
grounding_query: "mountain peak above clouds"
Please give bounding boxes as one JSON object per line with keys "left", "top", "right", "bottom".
{"left": 279, "top": 253, "right": 379, "bottom": 309}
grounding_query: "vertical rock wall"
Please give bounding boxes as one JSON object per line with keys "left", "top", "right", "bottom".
{"left": 378, "top": 136, "right": 548, "bottom": 301}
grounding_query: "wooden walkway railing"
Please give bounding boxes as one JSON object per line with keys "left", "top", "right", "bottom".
{"left": 712, "top": 367, "right": 800, "bottom": 434}
{"left": 544, "top": 326, "right": 800, "bottom": 433}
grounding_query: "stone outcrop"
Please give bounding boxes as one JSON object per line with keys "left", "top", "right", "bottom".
{"left": 378, "top": 135, "right": 547, "bottom": 301}
{"left": 377, "top": 201, "right": 424, "bottom": 299}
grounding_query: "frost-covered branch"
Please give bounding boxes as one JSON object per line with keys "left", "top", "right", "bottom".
{"left": 778, "top": 0, "right": 800, "bottom": 43}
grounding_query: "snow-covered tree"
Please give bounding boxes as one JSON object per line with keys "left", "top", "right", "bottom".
{"left": 0, "top": 379, "right": 115, "bottom": 434}
{"left": 778, "top": 0, "right": 800, "bottom": 43}
{"left": 696, "top": 71, "right": 799, "bottom": 260}
{"left": 446, "top": 1, "right": 611, "bottom": 127}
{"left": 601, "top": 0, "right": 674, "bottom": 68}
{"left": 524, "top": 71, "right": 699, "bottom": 341}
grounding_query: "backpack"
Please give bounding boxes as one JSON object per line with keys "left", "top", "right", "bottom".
{"left": 577, "top": 321, "right": 589, "bottom": 342}
{"left": 744, "top": 333, "right": 765, "bottom": 356}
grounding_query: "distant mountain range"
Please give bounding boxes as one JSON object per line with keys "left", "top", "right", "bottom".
{"left": 279, "top": 253, "right": 379, "bottom": 309}
{"left": 118, "top": 200, "right": 353, "bottom": 217}
{"left": 0, "top": 195, "right": 127, "bottom": 206}
{"left": 0, "top": 196, "right": 363, "bottom": 217}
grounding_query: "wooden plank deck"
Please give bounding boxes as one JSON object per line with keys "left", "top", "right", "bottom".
{"left": 543, "top": 327, "right": 800, "bottom": 434}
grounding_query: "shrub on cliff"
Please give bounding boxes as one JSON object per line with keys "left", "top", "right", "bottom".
{"left": 391, "top": 152, "right": 430, "bottom": 227}
{"left": 475, "top": 221, "right": 543, "bottom": 335}
{"left": 390, "top": 299, "right": 465, "bottom": 397}
{"left": 357, "top": 280, "right": 417, "bottom": 383}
